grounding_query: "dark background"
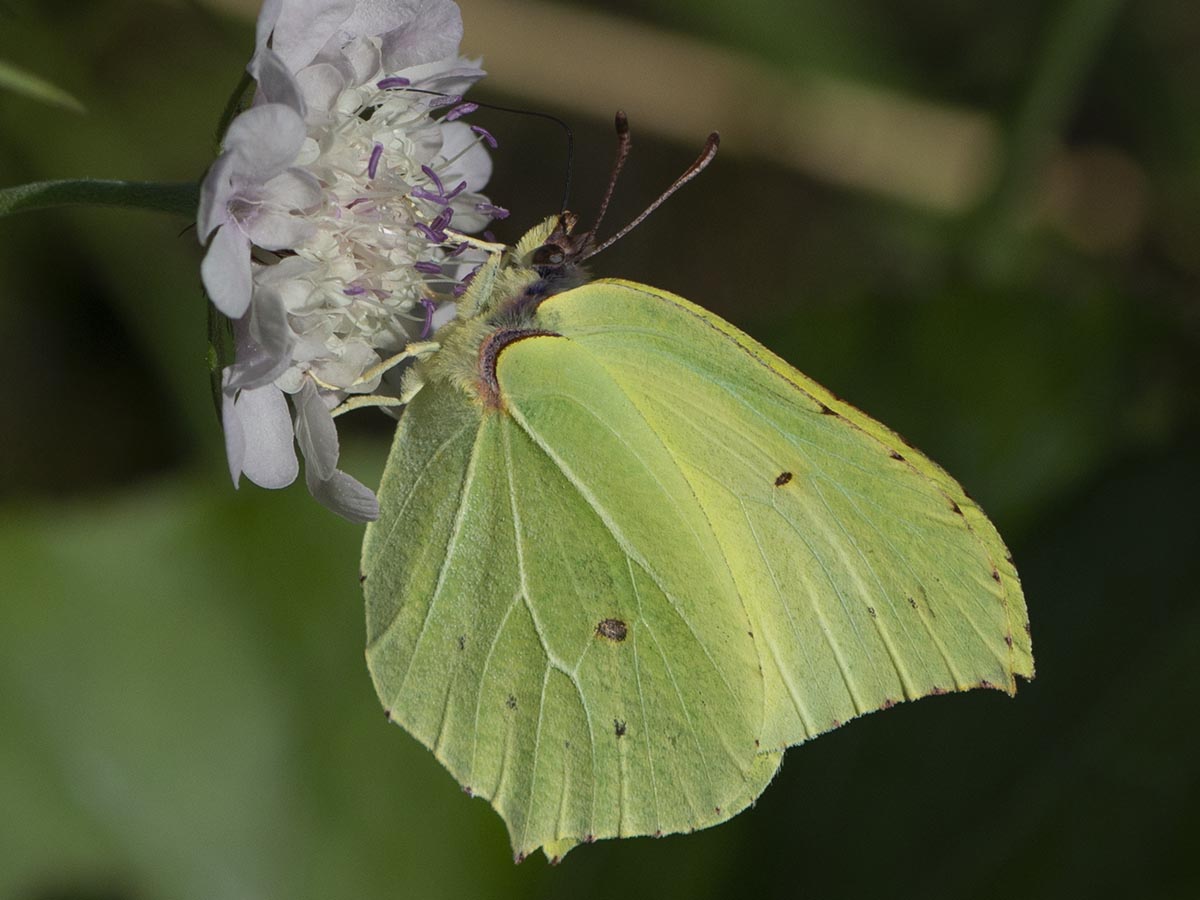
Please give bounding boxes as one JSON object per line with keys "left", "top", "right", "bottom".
{"left": 1, "top": 0, "right": 1197, "bottom": 897}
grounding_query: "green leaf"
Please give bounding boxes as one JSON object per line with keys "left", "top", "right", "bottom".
{"left": 361, "top": 218, "right": 1033, "bottom": 862}
{"left": 0, "top": 58, "right": 85, "bottom": 113}
{"left": 0, "top": 178, "right": 200, "bottom": 219}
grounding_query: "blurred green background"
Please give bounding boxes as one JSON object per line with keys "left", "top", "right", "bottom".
{"left": 2, "top": 0, "right": 1198, "bottom": 897}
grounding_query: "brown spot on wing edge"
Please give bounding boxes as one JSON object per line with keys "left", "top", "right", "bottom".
{"left": 774, "top": 471, "right": 793, "bottom": 486}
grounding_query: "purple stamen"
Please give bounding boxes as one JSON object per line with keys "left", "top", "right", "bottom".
{"left": 377, "top": 76, "right": 411, "bottom": 89}
{"left": 343, "top": 285, "right": 367, "bottom": 296}
{"left": 453, "top": 267, "right": 480, "bottom": 297}
{"left": 411, "top": 179, "right": 468, "bottom": 206}
{"left": 470, "top": 125, "right": 498, "bottom": 149}
{"left": 427, "top": 93, "right": 462, "bottom": 110}
{"left": 444, "top": 102, "right": 479, "bottom": 122}
{"left": 368, "top": 143, "right": 385, "bottom": 179}
{"left": 410, "top": 187, "right": 447, "bottom": 204}
{"left": 446, "top": 242, "right": 470, "bottom": 257}
{"left": 420, "top": 165, "right": 446, "bottom": 196}
{"left": 415, "top": 207, "right": 455, "bottom": 243}
{"left": 419, "top": 298, "right": 436, "bottom": 339}
{"left": 483, "top": 231, "right": 497, "bottom": 243}
{"left": 414, "top": 261, "right": 442, "bottom": 275}
{"left": 476, "top": 202, "right": 510, "bottom": 220}
{"left": 346, "top": 197, "right": 372, "bottom": 209}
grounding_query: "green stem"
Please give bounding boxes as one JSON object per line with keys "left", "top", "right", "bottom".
{"left": 0, "top": 179, "right": 200, "bottom": 219}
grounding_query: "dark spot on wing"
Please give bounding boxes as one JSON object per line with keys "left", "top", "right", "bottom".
{"left": 754, "top": 739, "right": 760, "bottom": 748}
{"left": 867, "top": 606, "right": 877, "bottom": 618}
{"left": 889, "top": 450, "right": 905, "bottom": 461}
{"left": 614, "top": 718, "right": 627, "bottom": 738}
{"left": 463, "top": 785, "right": 475, "bottom": 797}
{"left": 774, "top": 471, "right": 793, "bottom": 486}
{"left": 505, "top": 694, "right": 517, "bottom": 710}
{"left": 514, "top": 852, "right": 526, "bottom": 865}
{"left": 1024, "top": 621, "right": 1032, "bottom": 636}
{"left": 881, "top": 698, "right": 896, "bottom": 709}
{"left": 654, "top": 829, "right": 663, "bottom": 838}
{"left": 358, "top": 572, "right": 367, "bottom": 584}
{"left": 907, "top": 596, "right": 918, "bottom": 610}
{"left": 1004, "top": 635, "right": 1014, "bottom": 648}
{"left": 456, "top": 635, "right": 466, "bottom": 651}
{"left": 930, "top": 686, "right": 948, "bottom": 695}
{"left": 949, "top": 500, "right": 964, "bottom": 515}
{"left": 549, "top": 855, "right": 562, "bottom": 866}
{"left": 714, "top": 806, "right": 722, "bottom": 814}
{"left": 979, "top": 680, "right": 995, "bottom": 690}
{"left": 384, "top": 708, "right": 393, "bottom": 722}
{"left": 817, "top": 402, "right": 836, "bottom": 416}
{"left": 584, "top": 834, "right": 596, "bottom": 844}
{"left": 991, "top": 568, "right": 1002, "bottom": 583}
{"left": 596, "top": 618, "right": 628, "bottom": 641}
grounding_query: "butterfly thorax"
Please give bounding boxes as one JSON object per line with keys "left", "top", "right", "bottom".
{"left": 418, "top": 214, "right": 591, "bottom": 408}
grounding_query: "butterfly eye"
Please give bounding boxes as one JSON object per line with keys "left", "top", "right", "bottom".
{"left": 531, "top": 245, "right": 566, "bottom": 267}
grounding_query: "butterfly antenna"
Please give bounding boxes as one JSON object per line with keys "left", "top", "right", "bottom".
{"left": 581, "top": 129, "right": 720, "bottom": 262}
{"left": 588, "top": 111, "right": 633, "bottom": 239}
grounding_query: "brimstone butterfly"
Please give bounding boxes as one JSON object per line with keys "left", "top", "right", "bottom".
{"left": 360, "top": 117, "right": 1033, "bottom": 863}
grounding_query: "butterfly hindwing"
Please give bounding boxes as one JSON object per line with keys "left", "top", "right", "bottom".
{"left": 364, "top": 344, "right": 780, "bottom": 861}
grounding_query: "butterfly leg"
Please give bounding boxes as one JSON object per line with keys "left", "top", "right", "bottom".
{"left": 444, "top": 229, "right": 507, "bottom": 255}
{"left": 351, "top": 340, "right": 440, "bottom": 388}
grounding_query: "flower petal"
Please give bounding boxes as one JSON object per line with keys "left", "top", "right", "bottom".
{"left": 403, "top": 57, "right": 485, "bottom": 96}
{"left": 362, "top": 0, "right": 464, "bottom": 72}
{"left": 223, "top": 103, "right": 307, "bottom": 180}
{"left": 198, "top": 152, "right": 236, "bottom": 240}
{"left": 295, "top": 62, "right": 345, "bottom": 119}
{"left": 202, "top": 224, "right": 253, "bottom": 318}
{"left": 243, "top": 208, "right": 314, "bottom": 250}
{"left": 255, "top": 0, "right": 284, "bottom": 52}
{"left": 221, "top": 373, "right": 246, "bottom": 486}
{"left": 225, "top": 290, "right": 295, "bottom": 391}
{"left": 441, "top": 120, "right": 493, "bottom": 191}
{"left": 266, "top": 0, "right": 355, "bottom": 72}
{"left": 306, "top": 468, "right": 380, "bottom": 523}
{"left": 293, "top": 378, "right": 339, "bottom": 481}
{"left": 250, "top": 47, "right": 306, "bottom": 115}
{"left": 235, "top": 383, "right": 300, "bottom": 489}
{"left": 430, "top": 300, "right": 457, "bottom": 332}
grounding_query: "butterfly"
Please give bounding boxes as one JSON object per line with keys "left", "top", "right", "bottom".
{"left": 359, "top": 113, "right": 1033, "bottom": 863}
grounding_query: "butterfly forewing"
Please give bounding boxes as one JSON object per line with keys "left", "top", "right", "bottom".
{"left": 533, "top": 280, "right": 1033, "bottom": 750}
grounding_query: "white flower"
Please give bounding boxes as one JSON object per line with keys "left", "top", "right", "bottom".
{"left": 200, "top": 0, "right": 504, "bottom": 522}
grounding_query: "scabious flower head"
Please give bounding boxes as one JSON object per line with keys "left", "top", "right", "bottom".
{"left": 200, "top": 0, "right": 506, "bottom": 522}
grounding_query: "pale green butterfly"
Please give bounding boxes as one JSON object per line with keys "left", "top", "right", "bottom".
{"left": 360, "top": 114, "right": 1034, "bottom": 863}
